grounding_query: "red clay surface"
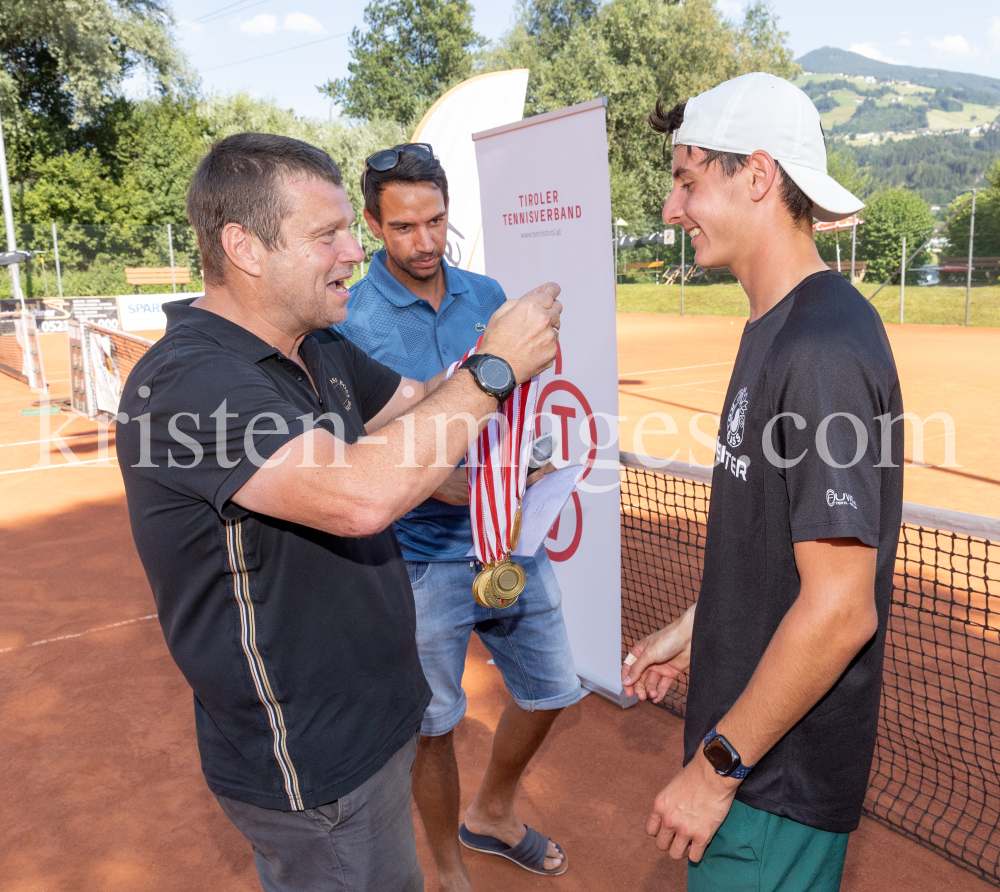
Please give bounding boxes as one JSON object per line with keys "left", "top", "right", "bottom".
{"left": 1, "top": 322, "right": 997, "bottom": 891}
{"left": 617, "top": 314, "right": 1000, "bottom": 518}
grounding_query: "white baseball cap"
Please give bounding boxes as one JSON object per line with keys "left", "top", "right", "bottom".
{"left": 673, "top": 72, "right": 864, "bottom": 223}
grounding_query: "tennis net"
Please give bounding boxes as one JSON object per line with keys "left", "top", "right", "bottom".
{"left": 619, "top": 452, "right": 1000, "bottom": 886}
{"left": 68, "top": 319, "right": 153, "bottom": 419}
{"left": 0, "top": 310, "right": 48, "bottom": 393}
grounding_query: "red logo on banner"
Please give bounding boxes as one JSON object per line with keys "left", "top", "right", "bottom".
{"left": 537, "top": 344, "right": 594, "bottom": 562}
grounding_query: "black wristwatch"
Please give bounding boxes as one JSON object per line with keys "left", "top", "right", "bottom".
{"left": 703, "top": 726, "right": 754, "bottom": 779}
{"left": 460, "top": 353, "right": 516, "bottom": 404}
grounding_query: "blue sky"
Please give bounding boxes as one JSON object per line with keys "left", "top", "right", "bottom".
{"left": 163, "top": 0, "right": 1000, "bottom": 121}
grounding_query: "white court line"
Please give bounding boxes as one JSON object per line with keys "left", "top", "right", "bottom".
{"left": 0, "top": 432, "right": 100, "bottom": 449}
{"left": 0, "top": 614, "right": 158, "bottom": 655}
{"left": 619, "top": 361, "right": 733, "bottom": 378}
{"left": 0, "top": 457, "right": 118, "bottom": 476}
{"left": 622, "top": 378, "right": 726, "bottom": 394}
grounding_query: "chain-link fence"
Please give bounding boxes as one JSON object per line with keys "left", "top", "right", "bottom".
{"left": 1, "top": 223, "right": 203, "bottom": 301}
{"left": 611, "top": 215, "right": 739, "bottom": 286}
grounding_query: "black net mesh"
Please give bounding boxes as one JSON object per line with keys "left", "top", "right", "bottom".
{"left": 619, "top": 465, "right": 1000, "bottom": 886}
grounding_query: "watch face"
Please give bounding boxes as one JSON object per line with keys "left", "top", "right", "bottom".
{"left": 704, "top": 737, "right": 739, "bottom": 775}
{"left": 479, "top": 357, "right": 514, "bottom": 393}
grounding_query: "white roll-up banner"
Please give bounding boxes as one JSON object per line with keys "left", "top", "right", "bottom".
{"left": 473, "top": 98, "right": 624, "bottom": 704}
{"left": 411, "top": 70, "right": 529, "bottom": 275}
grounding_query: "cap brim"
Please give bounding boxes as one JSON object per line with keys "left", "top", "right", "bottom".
{"left": 780, "top": 161, "right": 865, "bottom": 223}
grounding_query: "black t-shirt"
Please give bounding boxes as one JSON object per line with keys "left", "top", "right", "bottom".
{"left": 117, "top": 299, "right": 431, "bottom": 811}
{"left": 684, "top": 271, "right": 904, "bottom": 833}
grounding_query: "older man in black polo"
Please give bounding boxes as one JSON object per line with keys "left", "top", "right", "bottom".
{"left": 116, "top": 133, "right": 561, "bottom": 892}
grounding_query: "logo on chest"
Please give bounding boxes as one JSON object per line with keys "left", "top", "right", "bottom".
{"left": 329, "top": 377, "right": 351, "bottom": 412}
{"left": 726, "top": 386, "right": 749, "bottom": 448}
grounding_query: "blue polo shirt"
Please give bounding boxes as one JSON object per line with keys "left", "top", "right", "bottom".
{"left": 336, "top": 249, "right": 506, "bottom": 561}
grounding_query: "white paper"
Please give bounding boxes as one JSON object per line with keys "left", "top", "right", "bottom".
{"left": 466, "top": 465, "right": 582, "bottom": 559}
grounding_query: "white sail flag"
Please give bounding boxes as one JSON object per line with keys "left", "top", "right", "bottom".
{"left": 411, "top": 70, "right": 529, "bottom": 275}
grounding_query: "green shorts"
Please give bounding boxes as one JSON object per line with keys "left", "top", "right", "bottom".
{"left": 687, "top": 800, "right": 849, "bottom": 892}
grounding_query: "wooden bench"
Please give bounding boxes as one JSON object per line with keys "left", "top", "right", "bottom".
{"left": 125, "top": 267, "right": 192, "bottom": 293}
{"left": 625, "top": 261, "right": 665, "bottom": 270}
{"left": 827, "top": 260, "right": 866, "bottom": 282}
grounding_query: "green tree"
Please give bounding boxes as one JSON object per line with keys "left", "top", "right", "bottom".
{"left": 942, "top": 160, "right": 1000, "bottom": 259}
{"left": 1, "top": 0, "right": 192, "bottom": 177}
{"left": 481, "top": 0, "right": 800, "bottom": 220}
{"left": 319, "top": 0, "right": 485, "bottom": 127}
{"left": 856, "top": 188, "right": 935, "bottom": 282}
{"left": 200, "top": 91, "right": 407, "bottom": 215}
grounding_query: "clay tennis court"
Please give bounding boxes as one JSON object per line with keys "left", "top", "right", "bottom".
{"left": 2, "top": 315, "right": 998, "bottom": 891}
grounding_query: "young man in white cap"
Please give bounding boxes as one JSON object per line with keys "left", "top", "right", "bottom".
{"left": 622, "top": 73, "right": 904, "bottom": 890}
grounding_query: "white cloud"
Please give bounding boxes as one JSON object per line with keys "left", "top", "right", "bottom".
{"left": 849, "top": 43, "right": 900, "bottom": 65}
{"left": 283, "top": 12, "right": 324, "bottom": 34}
{"left": 929, "top": 34, "right": 974, "bottom": 57}
{"left": 988, "top": 18, "right": 1000, "bottom": 53}
{"left": 240, "top": 13, "right": 277, "bottom": 35}
{"left": 898, "top": 35, "right": 913, "bottom": 47}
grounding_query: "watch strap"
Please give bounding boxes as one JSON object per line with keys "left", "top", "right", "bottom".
{"left": 703, "top": 726, "right": 755, "bottom": 779}
{"left": 460, "top": 353, "right": 515, "bottom": 403}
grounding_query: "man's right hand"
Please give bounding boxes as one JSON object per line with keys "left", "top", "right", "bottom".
{"left": 479, "top": 283, "right": 562, "bottom": 384}
{"left": 622, "top": 604, "right": 697, "bottom": 703}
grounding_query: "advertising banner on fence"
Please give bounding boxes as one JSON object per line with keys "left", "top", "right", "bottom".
{"left": 1, "top": 297, "right": 120, "bottom": 332}
{"left": 118, "top": 292, "right": 197, "bottom": 331}
{"left": 411, "top": 70, "right": 529, "bottom": 275}
{"left": 473, "top": 98, "right": 623, "bottom": 702}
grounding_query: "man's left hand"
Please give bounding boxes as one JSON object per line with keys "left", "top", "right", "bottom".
{"left": 526, "top": 462, "right": 555, "bottom": 487}
{"left": 646, "top": 754, "right": 740, "bottom": 862}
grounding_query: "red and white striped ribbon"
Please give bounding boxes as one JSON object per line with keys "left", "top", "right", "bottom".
{"left": 445, "top": 339, "right": 540, "bottom": 565}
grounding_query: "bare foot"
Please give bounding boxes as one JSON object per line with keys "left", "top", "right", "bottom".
{"left": 463, "top": 807, "right": 565, "bottom": 873}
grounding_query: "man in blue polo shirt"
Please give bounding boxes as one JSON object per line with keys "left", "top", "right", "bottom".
{"left": 336, "top": 145, "right": 581, "bottom": 886}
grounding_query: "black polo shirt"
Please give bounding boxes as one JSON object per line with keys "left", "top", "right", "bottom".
{"left": 117, "top": 298, "right": 431, "bottom": 811}
{"left": 684, "top": 271, "right": 904, "bottom": 833}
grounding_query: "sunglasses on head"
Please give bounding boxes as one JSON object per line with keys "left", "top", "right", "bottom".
{"left": 362, "top": 143, "right": 435, "bottom": 194}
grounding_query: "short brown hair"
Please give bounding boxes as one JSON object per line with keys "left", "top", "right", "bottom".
{"left": 649, "top": 99, "right": 814, "bottom": 223}
{"left": 186, "top": 133, "right": 344, "bottom": 285}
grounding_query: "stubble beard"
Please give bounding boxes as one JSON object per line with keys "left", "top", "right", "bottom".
{"left": 390, "top": 247, "right": 443, "bottom": 282}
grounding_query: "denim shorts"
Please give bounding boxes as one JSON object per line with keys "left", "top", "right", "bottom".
{"left": 406, "top": 549, "right": 583, "bottom": 737}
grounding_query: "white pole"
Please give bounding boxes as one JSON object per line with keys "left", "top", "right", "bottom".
{"left": 680, "top": 230, "right": 685, "bottom": 316}
{"left": 966, "top": 189, "right": 976, "bottom": 327}
{"left": 899, "top": 236, "right": 906, "bottom": 325}
{"left": 835, "top": 228, "right": 842, "bottom": 274}
{"left": 851, "top": 220, "right": 857, "bottom": 285}
{"left": 0, "top": 104, "right": 24, "bottom": 309}
{"left": 52, "top": 221, "right": 63, "bottom": 298}
{"left": 167, "top": 223, "right": 177, "bottom": 294}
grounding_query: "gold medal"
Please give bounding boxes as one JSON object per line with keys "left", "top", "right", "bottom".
{"left": 473, "top": 564, "right": 495, "bottom": 607}
{"left": 487, "top": 558, "right": 526, "bottom": 609}
{"left": 510, "top": 506, "right": 522, "bottom": 552}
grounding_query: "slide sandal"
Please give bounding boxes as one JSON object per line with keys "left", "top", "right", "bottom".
{"left": 459, "top": 823, "right": 568, "bottom": 876}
